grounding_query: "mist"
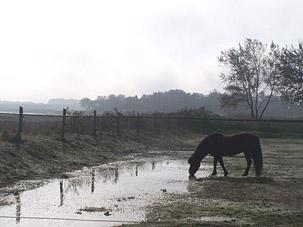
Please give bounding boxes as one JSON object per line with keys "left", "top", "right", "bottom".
{"left": 0, "top": 0, "right": 302, "bottom": 103}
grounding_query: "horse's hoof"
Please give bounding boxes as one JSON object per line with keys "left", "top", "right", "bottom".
{"left": 211, "top": 172, "right": 217, "bottom": 176}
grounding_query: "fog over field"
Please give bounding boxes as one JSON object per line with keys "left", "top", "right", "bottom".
{"left": 0, "top": 0, "right": 302, "bottom": 103}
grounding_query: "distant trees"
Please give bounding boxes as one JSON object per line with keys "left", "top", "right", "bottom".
{"left": 80, "top": 90, "right": 212, "bottom": 114}
{"left": 218, "top": 38, "right": 280, "bottom": 119}
{"left": 80, "top": 38, "right": 303, "bottom": 119}
{"left": 277, "top": 43, "right": 303, "bottom": 105}
{"left": 79, "top": 89, "right": 303, "bottom": 118}
{"left": 80, "top": 98, "right": 95, "bottom": 111}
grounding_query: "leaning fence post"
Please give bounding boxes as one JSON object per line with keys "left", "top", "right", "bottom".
{"left": 93, "top": 110, "right": 97, "bottom": 136}
{"left": 15, "top": 106, "right": 23, "bottom": 143}
{"left": 61, "top": 108, "right": 66, "bottom": 140}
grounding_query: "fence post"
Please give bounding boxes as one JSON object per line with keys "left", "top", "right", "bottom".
{"left": 93, "top": 110, "right": 97, "bottom": 136}
{"left": 61, "top": 108, "right": 66, "bottom": 140}
{"left": 136, "top": 113, "right": 140, "bottom": 134}
{"left": 15, "top": 106, "right": 23, "bottom": 143}
{"left": 117, "top": 112, "right": 120, "bottom": 136}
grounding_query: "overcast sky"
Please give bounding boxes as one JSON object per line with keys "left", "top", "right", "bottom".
{"left": 0, "top": 0, "right": 302, "bottom": 103}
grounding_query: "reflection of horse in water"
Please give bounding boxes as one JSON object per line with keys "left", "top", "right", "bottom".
{"left": 188, "top": 132, "right": 263, "bottom": 177}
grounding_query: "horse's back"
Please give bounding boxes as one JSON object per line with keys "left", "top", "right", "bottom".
{"left": 196, "top": 132, "right": 261, "bottom": 156}
{"left": 222, "top": 132, "right": 260, "bottom": 155}
{"left": 230, "top": 132, "right": 258, "bottom": 140}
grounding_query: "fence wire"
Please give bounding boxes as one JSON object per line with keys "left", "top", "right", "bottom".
{"left": 1, "top": 109, "right": 303, "bottom": 139}
{"left": 0, "top": 215, "right": 140, "bottom": 223}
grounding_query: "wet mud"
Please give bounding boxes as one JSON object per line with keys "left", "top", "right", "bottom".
{"left": 126, "top": 139, "right": 303, "bottom": 226}
{"left": 1, "top": 135, "right": 303, "bottom": 226}
{"left": 0, "top": 154, "right": 207, "bottom": 226}
{"left": 0, "top": 131, "right": 198, "bottom": 187}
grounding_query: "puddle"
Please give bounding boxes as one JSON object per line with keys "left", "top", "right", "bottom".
{"left": 0, "top": 155, "right": 209, "bottom": 226}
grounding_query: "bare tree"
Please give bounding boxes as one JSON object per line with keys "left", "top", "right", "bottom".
{"left": 218, "top": 38, "right": 280, "bottom": 119}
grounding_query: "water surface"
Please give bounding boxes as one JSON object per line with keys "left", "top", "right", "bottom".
{"left": 0, "top": 155, "right": 209, "bottom": 226}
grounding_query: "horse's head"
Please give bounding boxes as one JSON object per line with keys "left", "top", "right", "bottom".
{"left": 188, "top": 155, "right": 201, "bottom": 176}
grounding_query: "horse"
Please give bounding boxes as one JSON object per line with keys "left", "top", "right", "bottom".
{"left": 188, "top": 132, "right": 263, "bottom": 177}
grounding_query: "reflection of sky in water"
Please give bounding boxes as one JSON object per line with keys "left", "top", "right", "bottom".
{"left": 0, "top": 157, "right": 210, "bottom": 227}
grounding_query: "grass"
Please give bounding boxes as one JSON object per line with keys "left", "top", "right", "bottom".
{"left": 1, "top": 125, "right": 303, "bottom": 226}
{"left": 0, "top": 130, "right": 200, "bottom": 189}
{"left": 124, "top": 137, "right": 303, "bottom": 226}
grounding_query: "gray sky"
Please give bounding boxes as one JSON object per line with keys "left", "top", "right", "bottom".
{"left": 0, "top": 0, "right": 302, "bottom": 103}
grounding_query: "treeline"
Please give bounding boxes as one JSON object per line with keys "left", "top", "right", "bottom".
{"left": 80, "top": 89, "right": 302, "bottom": 118}
{"left": 80, "top": 90, "right": 219, "bottom": 114}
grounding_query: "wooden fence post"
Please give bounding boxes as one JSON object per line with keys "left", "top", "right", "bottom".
{"left": 61, "top": 108, "right": 66, "bottom": 140}
{"left": 117, "top": 112, "right": 120, "bottom": 136}
{"left": 15, "top": 106, "right": 23, "bottom": 143}
{"left": 93, "top": 110, "right": 97, "bottom": 136}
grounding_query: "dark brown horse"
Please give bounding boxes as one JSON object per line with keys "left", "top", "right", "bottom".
{"left": 188, "top": 132, "right": 263, "bottom": 177}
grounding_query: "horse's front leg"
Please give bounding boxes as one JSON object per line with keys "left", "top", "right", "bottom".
{"left": 218, "top": 156, "right": 228, "bottom": 176}
{"left": 211, "top": 156, "right": 218, "bottom": 175}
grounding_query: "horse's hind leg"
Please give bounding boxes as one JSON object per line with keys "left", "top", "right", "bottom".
{"left": 211, "top": 157, "right": 218, "bottom": 175}
{"left": 243, "top": 154, "right": 252, "bottom": 176}
{"left": 218, "top": 157, "right": 228, "bottom": 176}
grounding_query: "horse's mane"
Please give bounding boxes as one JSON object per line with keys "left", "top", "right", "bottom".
{"left": 191, "top": 132, "right": 222, "bottom": 157}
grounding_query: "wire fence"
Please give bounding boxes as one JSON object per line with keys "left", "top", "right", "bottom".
{"left": 1, "top": 107, "right": 303, "bottom": 142}
{"left": 0, "top": 215, "right": 140, "bottom": 224}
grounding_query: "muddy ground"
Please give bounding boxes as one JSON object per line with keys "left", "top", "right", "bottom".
{"left": 0, "top": 130, "right": 199, "bottom": 188}
{"left": 1, "top": 131, "right": 303, "bottom": 226}
{"left": 124, "top": 138, "right": 303, "bottom": 226}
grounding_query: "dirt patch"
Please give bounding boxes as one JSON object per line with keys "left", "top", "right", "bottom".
{"left": 123, "top": 138, "right": 303, "bottom": 226}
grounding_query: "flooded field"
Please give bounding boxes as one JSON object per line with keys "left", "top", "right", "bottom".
{"left": 0, "top": 153, "right": 209, "bottom": 226}
{"left": 128, "top": 141, "right": 303, "bottom": 226}
{"left": 1, "top": 138, "right": 303, "bottom": 226}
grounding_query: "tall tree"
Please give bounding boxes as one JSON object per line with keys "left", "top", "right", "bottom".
{"left": 277, "top": 43, "right": 303, "bottom": 105}
{"left": 218, "top": 38, "right": 280, "bottom": 119}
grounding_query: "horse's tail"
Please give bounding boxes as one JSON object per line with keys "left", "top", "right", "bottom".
{"left": 252, "top": 136, "right": 263, "bottom": 177}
